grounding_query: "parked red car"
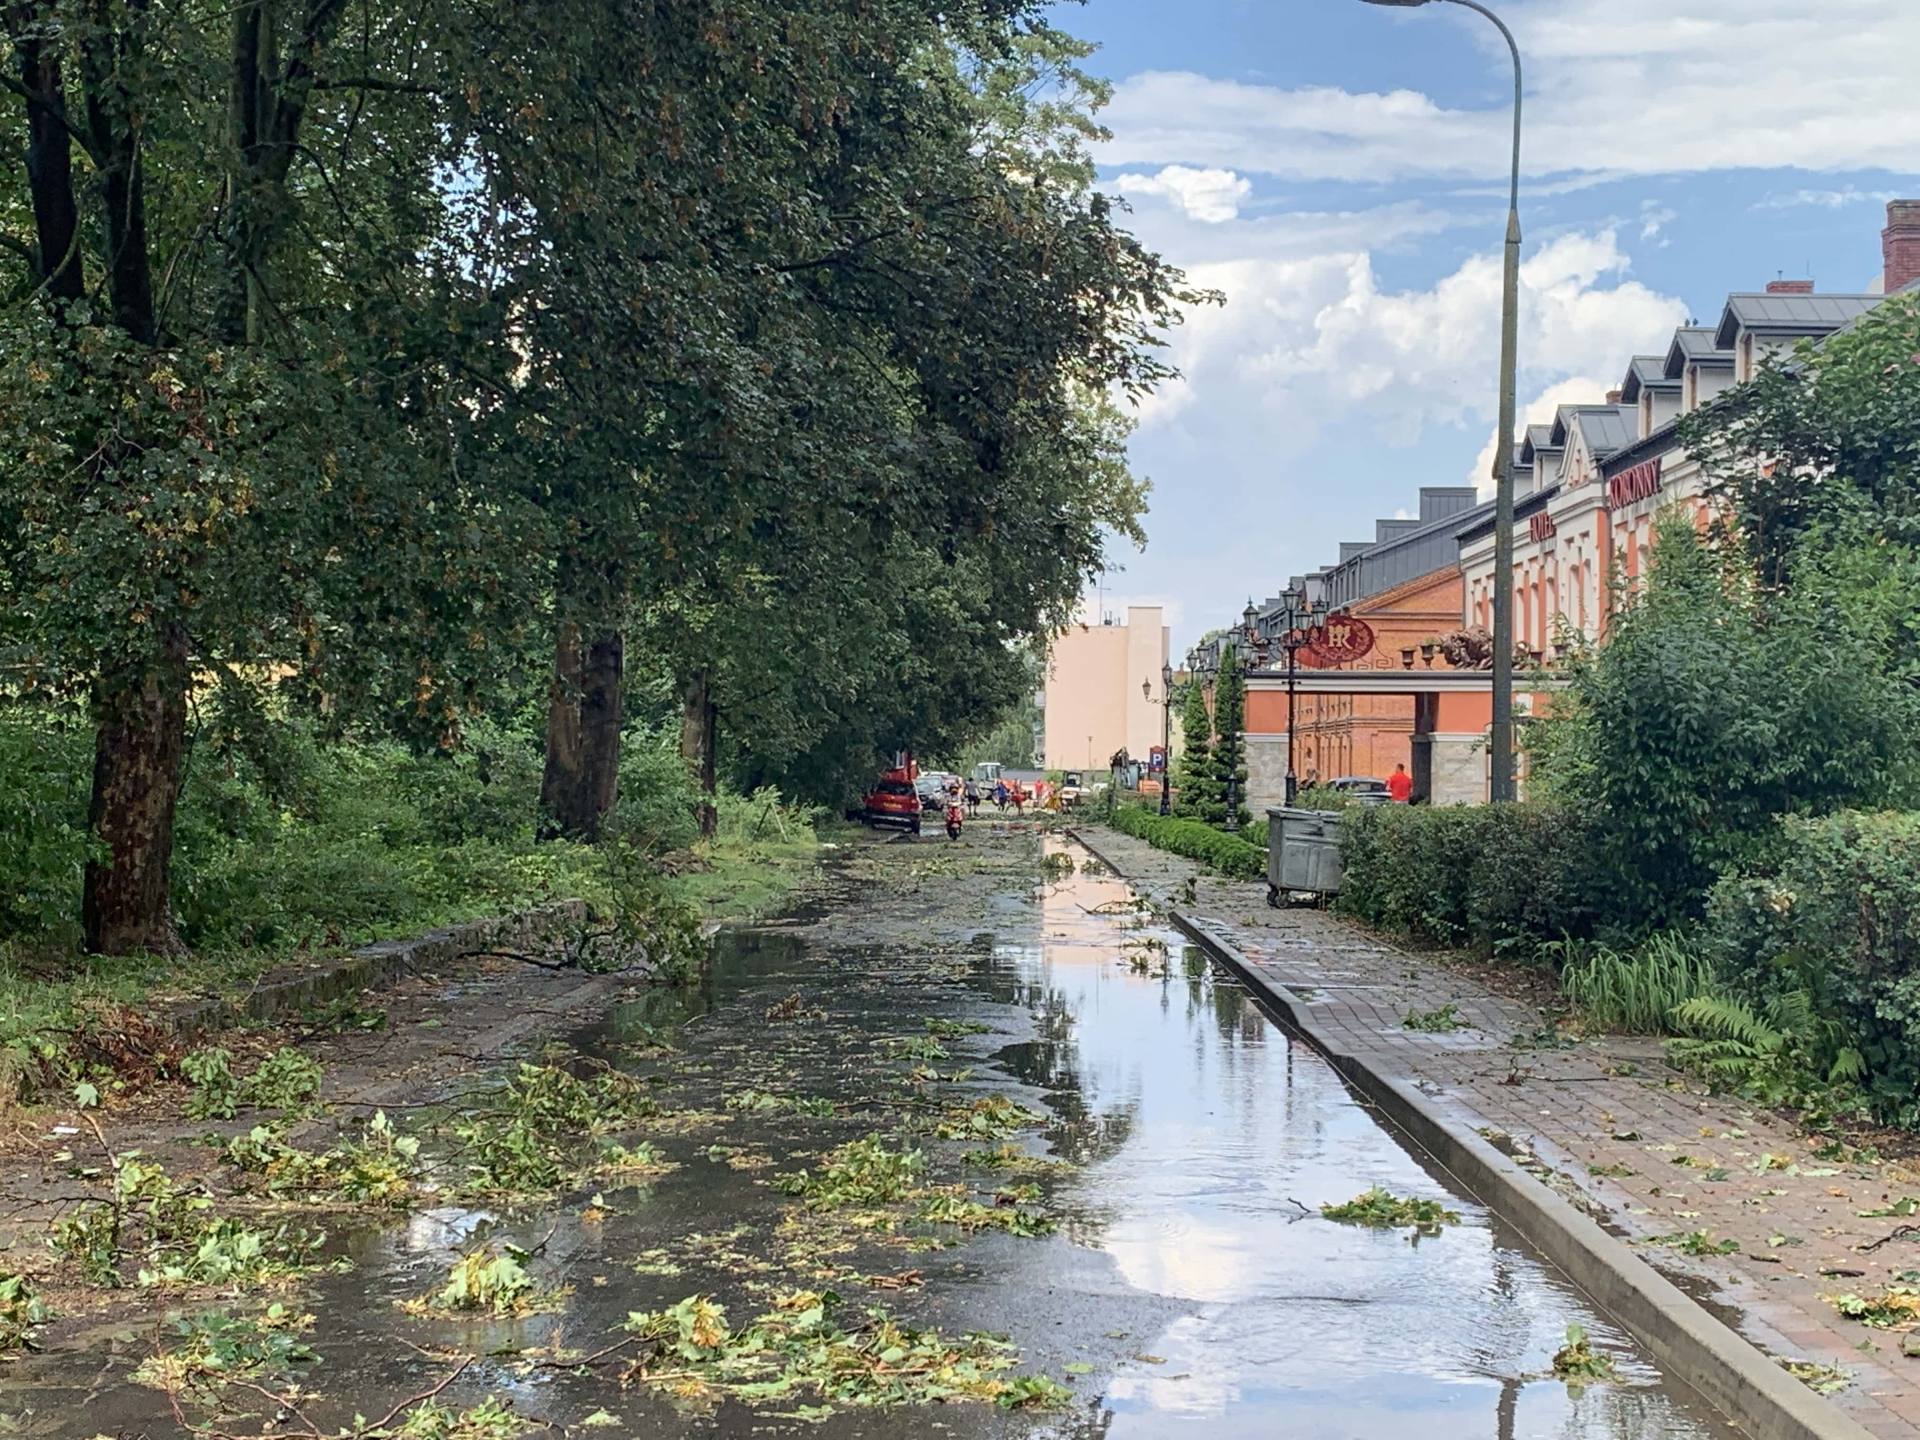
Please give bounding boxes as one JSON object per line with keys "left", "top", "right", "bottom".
{"left": 863, "top": 769, "right": 922, "bottom": 833}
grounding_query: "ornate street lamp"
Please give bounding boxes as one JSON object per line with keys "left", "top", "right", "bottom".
{"left": 1270, "top": 587, "right": 1329, "bottom": 807}
{"left": 1359, "top": 0, "right": 1523, "bottom": 801}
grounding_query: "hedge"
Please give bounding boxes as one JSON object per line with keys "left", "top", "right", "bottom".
{"left": 1105, "top": 806, "right": 1265, "bottom": 880}
{"left": 1703, "top": 811, "right": 1920, "bottom": 1104}
{"left": 1337, "top": 803, "right": 1600, "bottom": 954}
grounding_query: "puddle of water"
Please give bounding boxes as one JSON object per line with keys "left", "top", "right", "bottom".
{"left": 1, "top": 832, "right": 1743, "bottom": 1439}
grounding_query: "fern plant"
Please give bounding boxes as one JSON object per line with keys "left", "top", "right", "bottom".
{"left": 1670, "top": 990, "right": 1865, "bottom": 1105}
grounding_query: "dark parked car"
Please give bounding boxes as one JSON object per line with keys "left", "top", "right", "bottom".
{"left": 1326, "top": 776, "right": 1392, "bottom": 805}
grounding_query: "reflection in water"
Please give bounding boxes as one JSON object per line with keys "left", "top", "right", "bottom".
{"left": 0, "top": 835, "right": 1738, "bottom": 1440}
{"left": 1018, "top": 839, "right": 1734, "bottom": 1440}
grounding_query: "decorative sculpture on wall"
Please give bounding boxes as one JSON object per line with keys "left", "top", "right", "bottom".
{"left": 1434, "top": 626, "right": 1494, "bottom": 670}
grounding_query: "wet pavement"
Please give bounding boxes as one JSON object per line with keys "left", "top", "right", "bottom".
{"left": 2, "top": 826, "right": 1741, "bottom": 1437}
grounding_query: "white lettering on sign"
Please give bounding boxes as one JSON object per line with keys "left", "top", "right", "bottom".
{"left": 1607, "top": 456, "right": 1662, "bottom": 509}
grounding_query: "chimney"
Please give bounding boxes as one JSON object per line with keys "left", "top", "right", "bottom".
{"left": 1885, "top": 201, "right": 1920, "bottom": 295}
{"left": 1604, "top": 388, "right": 1623, "bottom": 404}
{"left": 1765, "top": 279, "right": 1814, "bottom": 295}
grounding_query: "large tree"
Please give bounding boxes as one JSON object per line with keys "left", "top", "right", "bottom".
{"left": 1, "top": 1, "right": 541, "bottom": 951}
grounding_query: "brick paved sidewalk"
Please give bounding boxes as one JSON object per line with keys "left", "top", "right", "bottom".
{"left": 1077, "top": 823, "right": 1920, "bottom": 1439}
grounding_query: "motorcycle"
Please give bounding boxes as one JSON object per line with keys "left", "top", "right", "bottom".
{"left": 943, "top": 797, "right": 964, "bottom": 841}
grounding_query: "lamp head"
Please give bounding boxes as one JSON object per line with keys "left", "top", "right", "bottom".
{"left": 1242, "top": 599, "right": 1258, "bottom": 630}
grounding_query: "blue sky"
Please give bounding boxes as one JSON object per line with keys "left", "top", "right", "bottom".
{"left": 1056, "top": 0, "right": 1920, "bottom": 649}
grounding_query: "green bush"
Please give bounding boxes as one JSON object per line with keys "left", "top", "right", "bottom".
{"left": 1701, "top": 811, "right": 1920, "bottom": 1114}
{"left": 0, "top": 716, "right": 94, "bottom": 943}
{"left": 1107, "top": 805, "right": 1263, "bottom": 880}
{"left": 1337, "top": 804, "right": 1597, "bottom": 954}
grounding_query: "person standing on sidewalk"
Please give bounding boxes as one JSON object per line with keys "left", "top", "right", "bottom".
{"left": 1387, "top": 763, "right": 1413, "bottom": 804}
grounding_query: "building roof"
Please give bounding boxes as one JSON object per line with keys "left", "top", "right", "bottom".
{"left": 1620, "top": 355, "right": 1679, "bottom": 404}
{"left": 1518, "top": 423, "right": 1560, "bottom": 468}
{"left": 1663, "top": 326, "right": 1734, "bottom": 380}
{"left": 1573, "top": 405, "right": 1639, "bottom": 461}
{"left": 1713, "top": 292, "right": 1884, "bottom": 349}
{"left": 1547, "top": 404, "right": 1636, "bottom": 460}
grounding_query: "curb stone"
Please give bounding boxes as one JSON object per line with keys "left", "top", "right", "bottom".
{"left": 1067, "top": 827, "right": 1871, "bottom": 1440}
{"left": 157, "top": 899, "right": 590, "bottom": 1041}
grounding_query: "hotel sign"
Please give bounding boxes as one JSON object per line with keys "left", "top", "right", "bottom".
{"left": 1607, "top": 455, "right": 1663, "bottom": 509}
{"left": 1528, "top": 511, "right": 1558, "bottom": 543}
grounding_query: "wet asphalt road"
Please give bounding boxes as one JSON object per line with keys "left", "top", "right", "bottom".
{"left": 3, "top": 824, "right": 1741, "bottom": 1437}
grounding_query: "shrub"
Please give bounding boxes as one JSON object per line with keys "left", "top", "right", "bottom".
{"left": 1337, "top": 803, "right": 1597, "bottom": 954}
{"left": 1529, "top": 519, "right": 1920, "bottom": 928}
{"left": 1700, "top": 811, "right": 1920, "bottom": 1114}
{"left": 1560, "top": 933, "right": 1720, "bottom": 1034}
{"left": 1106, "top": 805, "right": 1263, "bottom": 880}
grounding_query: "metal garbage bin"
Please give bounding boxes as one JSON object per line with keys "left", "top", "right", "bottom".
{"left": 1266, "top": 807, "right": 1344, "bottom": 907}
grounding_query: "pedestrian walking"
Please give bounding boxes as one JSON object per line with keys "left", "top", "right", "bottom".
{"left": 993, "top": 780, "right": 1009, "bottom": 813}
{"left": 964, "top": 778, "right": 980, "bottom": 817}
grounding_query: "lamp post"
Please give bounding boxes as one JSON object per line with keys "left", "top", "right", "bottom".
{"left": 1158, "top": 660, "right": 1174, "bottom": 814}
{"left": 1268, "top": 588, "right": 1328, "bottom": 807}
{"left": 1359, "top": 0, "right": 1522, "bottom": 802}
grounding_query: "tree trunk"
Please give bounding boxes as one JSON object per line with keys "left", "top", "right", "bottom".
{"left": 12, "top": 4, "right": 85, "bottom": 301}
{"left": 576, "top": 630, "right": 623, "bottom": 838}
{"left": 541, "top": 623, "right": 623, "bottom": 841}
{"left": 83, "top": 631, "right": 189, "bottom": 955}
{"left": 540, "top": 621, "right": 584, "bottom": 838}
{"left": 679, "top": 668, "right": 718, "bottom": 840}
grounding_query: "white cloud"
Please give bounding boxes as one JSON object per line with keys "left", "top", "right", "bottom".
{"left": 1096, "top": 1, "right": 1920, "bottom": 185}
{"left": 1640, "top": 202, "right": 1677, "bottom": 243}
{"left": 1111, "top": 165, "right": 1252, "bottom": 224}
{"left": 1756, "top": 185, "right": 1901, "bottom": 211}
{"left": 1140, "top": 229, "right": 1686, "bottom": 457}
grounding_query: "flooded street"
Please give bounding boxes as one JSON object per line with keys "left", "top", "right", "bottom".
{"left": 6, "top": 827, "right": 1740, "bottom": 1438}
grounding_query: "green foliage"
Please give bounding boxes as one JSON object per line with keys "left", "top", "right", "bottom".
{"left": 1559, "top": 933, "right": 1721, "bottom": 1035}
{"left": 243, "top": 1047, "right": 324, "bottom": 1116}
{"left": 1337, "top": 804, "right": 1597, "bottom": 953}
{"left": 133, "top": 1305, "right": 316, "bottom": 1393}
{"left": 1206, "top": 652, "right": 1251, "bottom": 830}
{"left": 0, "top": 717, "right": 93, "bottom": 943}
{"left": 1107, "top": 805, "right": 1264, "bottom": 880}
{"left": 1401, "top": 1004, "right": 1464, "bottom": 1034}
{"left": 182, "top": 1048, "right": 239, "bottom": 1121}
{"left": 1529, "top": 517, "right": 1920, "bottom": 928}
{"left": 1669, "top": 992, "right": 1865, "bottom": 1110}
{"left": 621, "top": 1290, "right": 1071, "bottom": 1412}
{"left": 222, "top": 1112, "right": 423, "bottom": 1207}
{"left": 1172, "top": 681, "right": 1220, "bottom": 823}
{"left": 0, "top": 1273, "right": 47, "bottom": 1353}
{"left": 385, "top": 1396, "right": 529, "bottom": 1440}
{"left": 1687, "top": 293, "right": 1920, "bottom": 589}
{"left": 451, "top": 1062, "right": 659, "bottom": 1196}
{"left": 1649, "top": 1229, "right": 1739, "bottom": 1257}
{"left": 774, "top": 1137, "right": 927, "bottom": 1209}
{"left": 1831, "top": 1286, "right": 1920, "bottom": 1328}
{"left": 409, "top": 1246, "right": 564, "bottom": 1318}
{"left": 1551, "top": 1324, "right": 1619, "bottom": 1386}
{"left": 1697, "top": 811, "right": 1920, "bottom": 1115}
{"left": 1320, "top": 1186, "right": 1459, "bottom": 1236}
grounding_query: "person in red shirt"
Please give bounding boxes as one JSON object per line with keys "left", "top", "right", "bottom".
{"left": 1386, "top": 763, "right": 1414, "bottom": 804}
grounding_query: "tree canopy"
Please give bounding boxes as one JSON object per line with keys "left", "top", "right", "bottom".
{"left": 2, "top": 0, "right": 1198, "bottom": 948}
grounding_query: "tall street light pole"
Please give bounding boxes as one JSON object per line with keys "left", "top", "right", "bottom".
{"left": 1360, "top": 0, "right": 1522, "bottom": 801}
{"left": 1158, "top": 662, "right": 1174, "bottom": 815}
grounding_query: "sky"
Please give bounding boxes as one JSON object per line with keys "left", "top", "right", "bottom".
{"left": 1057, "top": 0, "right": 1920, "bottom": 651}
